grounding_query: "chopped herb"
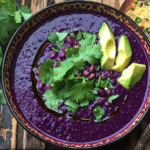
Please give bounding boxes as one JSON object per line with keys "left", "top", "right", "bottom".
{"left": 93, "top": 106, "right": 105, "bottom": 121}
{"left": 108, "top": 95, "right": 119, "bottom": 103}
{"left": 0, "top": 89, "right": 7, "bottom": 105}
{"left": 99, "top": 77, "right": 113, "bottom": 89}
{"left": 38, "top": 59, "right": 53, "bottom": 84}
{"left": 52, "top": 47, "right": 59, "bottom": 52}
{"left": 96, "top": 65, "right": 100, "bottom": 71}
{"left": 135, "top": 17, "right": 142, "bottom": 23}
{"left": 92, "top": 87, "right": 99, "bottom": 94}
{"left": 47, "top": 32, "right": 58, "bottom": 44}
{"left": 56, "top": 32, "right": 68, "bottom": 42}
{"left": 70, "top": 32, "right": 76, "bottom": 38}
{"left": 144, "top": 28, "right": 150, "bottom": 33}
{"left": 98, "top": 75, "right": 101, "bottom": 87}
{"left": 146, "top": 18, "right": 149, "bottom": 21}
{"left": 76, "top": 30, "right": 82, "bottom": 40}
{"left": 145, "top": 1, "right": 149, "bottom": 5}
{"left": 47, "top": 32, "right": 65, "bottom": 49}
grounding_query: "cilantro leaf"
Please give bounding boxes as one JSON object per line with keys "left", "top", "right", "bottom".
{"left": 70, "top": 32, "right": 76, "bottom": 39}
{"left": 93, "top": 106, "right": 105, "bottom": 121}
{"left": 43, "top": 89, "right": 63, "bottom": 111}
{"left": 56, "top": 41, "right": 64, "bottom": 49}
{"left": 108, "top": 95, "right": 119, "bottom": 103}
{"left": 20, "top": 5, "right": 32, "bottom": 21}
{"left": 79, "top": 40, "right": 103, "bottom": 64}
{"left": 52, "top": 80, "right": 74, "bottom": 99}
{"left": 144, "top": 28, "right": 150, "bottom": 33}
{"left": 145, "top": 2, "right": 149, "bottom": 6}
{"left": 53, "top": 60, "right": 74, "bottom": 81}
{"left": 80, "top": 100, "right": 89, "bottom": 107}
{"left": 56, "top": 32, "right": 68, "bottom": 42}
{"left": 92, "top": 87, "right": 99, "bottom": 94}
{"left": 65, "top": 99, "right": 79, "bottom": 110}
{"left": 76, "top": 30, "right": 82, "bottom": 40}
{"left": 65, "top": 47, "right": 79, "bottom": 59}
{"left": 82, "top": 31, "right": 97, "bottom": 45}
{"left": 38, "top": 59, "right": 53, "bottom": 84}
{"left": 47, "top": 32, "right": 58, "bottom": 44}
{"left": 68, "top": 79, "right": 95, "bottom": 103}
{"left": 0, "top": 46, "right": 3, "bottom": 67}
{"left": 47, "top": 32, "right": 64, "bottom": 49}
{"left": 14, "top": 11, "right": 22, "bottom": 23}
{"left": 0, "top": 89, "right": 7, "bottom": 104}
{"left": 67, "top": 106, "right": 78, "bottom": 114}
{"left": 135, "top": 17, "right": 142, "bottom": 23}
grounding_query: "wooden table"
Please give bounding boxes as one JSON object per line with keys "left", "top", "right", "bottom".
{"left": 1, "top": 0, "right": 150, "bottom": 149}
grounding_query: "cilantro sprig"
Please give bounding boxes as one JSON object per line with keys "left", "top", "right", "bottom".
{"left": 93, "top": 106, "right": 105, "bottom": 121}
{"left": 0, "top": 0, "right": 32, "bottom": 105}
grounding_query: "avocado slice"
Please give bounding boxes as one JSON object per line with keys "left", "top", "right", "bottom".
{"left": 99, "top": 22, "right": 116, "bottom": 70}
{"left": 112, "top": 36, "right": 132, "bottom": 72}
{"left": 117, "top": 63, "right": 146, "bottom": 89}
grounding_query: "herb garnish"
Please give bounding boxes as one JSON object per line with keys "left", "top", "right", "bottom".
{"left": 76, "top": 30, "right": 82, "bottom": 40}
{"left": 99, "top": 77, "right": 114, "bottom": 89}
{"left": 144, "top": 2, "right": 149, "bottom": 6}
{"left": 93, "top": 106, "right": 105, "bottom": 121}
{"left": 135, "top": 17, "right": 142, "bottom": 23}
{"left": 39, "top": 30, "right": 103, "bottom": 115}
{"left": 38, "top": 59, "right": 53, "bottom": 84}
{"left": 108, "top": 95, "right": 119, "bottom": 103}
{"left": 144, "top": 28, "right": 150, "bottom": 33}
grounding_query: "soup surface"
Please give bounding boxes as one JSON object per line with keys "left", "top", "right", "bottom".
{"left": 10, "top": 10, "right": 149, "bottom": 143}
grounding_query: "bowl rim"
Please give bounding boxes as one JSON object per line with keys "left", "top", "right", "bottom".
{"left": 2, "top": 0, "right": 150, "bottom": 149}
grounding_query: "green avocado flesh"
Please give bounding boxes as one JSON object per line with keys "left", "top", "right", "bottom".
{"left": 112, "top": 36, "right": 132, "bottom": 72}
{"left": 99, "top": 22, "right": 116, "bottom": 70}
{"left": 117, "top": 63, "right": 146, "bottom": 89}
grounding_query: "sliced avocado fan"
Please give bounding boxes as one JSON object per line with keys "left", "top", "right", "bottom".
{"left": 117, "top": 63, "right": 146, "bottom": 89}
{"left": 99, "top": 22, "right": 116, "bottom": 70}
{"left": 112, "top": 36, "right": 132, "bottom": 72}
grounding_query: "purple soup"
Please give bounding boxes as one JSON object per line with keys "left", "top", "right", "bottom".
{"left": 10, "top": 10, "right": 149, "bottom": 143}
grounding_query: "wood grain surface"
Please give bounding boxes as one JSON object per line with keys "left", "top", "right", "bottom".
{"left": 0, "top": 0, "right": 150, "bottom": 150}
